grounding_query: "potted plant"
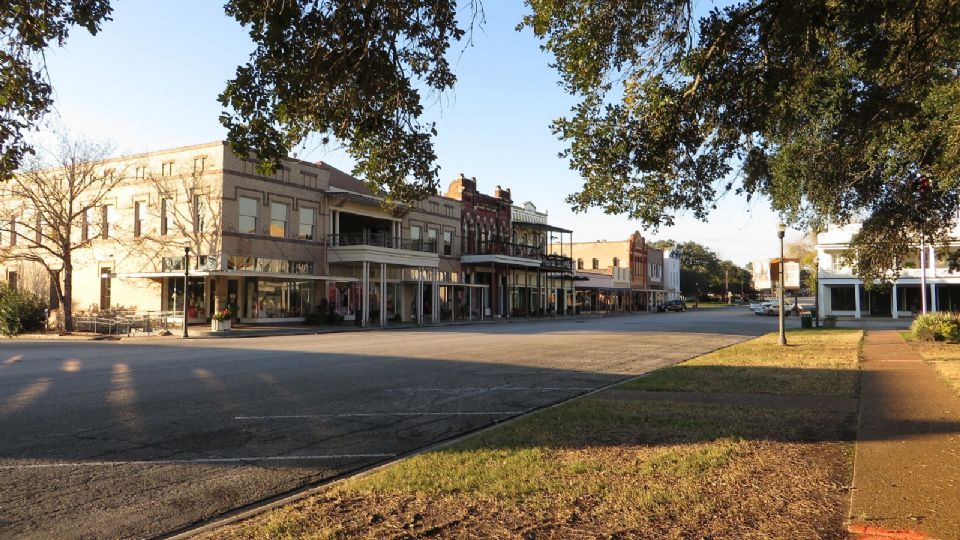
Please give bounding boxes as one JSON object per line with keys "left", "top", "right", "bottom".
{"left": 211, "top": 308, "right": 232, "bottom": 332}
{"left": 822, "top": 315, "right": 838, "bottom": 328}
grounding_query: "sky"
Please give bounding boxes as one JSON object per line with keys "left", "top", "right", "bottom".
{"left": 38, "top": 1, "right": 804, "bottom": 266}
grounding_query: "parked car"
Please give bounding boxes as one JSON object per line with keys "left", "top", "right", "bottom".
{"left": 760, "top": 302, "right": 796, "bottom": 316}
{"left": 658, "top": 300, "right": 687, "bottom": 312}
{"left": 752, "top": 301, "right": 776, "bottom": 315}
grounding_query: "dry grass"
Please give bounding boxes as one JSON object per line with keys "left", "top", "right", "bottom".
{"left": 204, "top": 329, "right": 862, "bottom": 540}
{"left": 906, "top": 339, "right": 960, "bottom": 396}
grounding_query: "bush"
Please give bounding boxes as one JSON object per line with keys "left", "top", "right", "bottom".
{"left": 911, "top": 312, "right": 960, "bottom": 342}
{"left": 0, "top": 286, "right": 47, "bottom": 337}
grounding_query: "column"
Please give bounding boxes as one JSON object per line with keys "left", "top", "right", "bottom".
{"left": 380, "top": 262, "right": 387, "bottom": 327}
{"left": 931, "top": 246, "right": 937, "bottom": 278}
{"left": 854, "top": 283, "right": 861, "bottom": 319}
{"left": 818, "top": 282, "right": 827, "bottom": 320}
{"left": 891, "top": 283, "right": 899, "bottom": 319}
{"left": 931, "top": 283, "right": 938, "bottom": 312}
{"left": 361, "top": 260, "right": 369, "bottom": 327}
{"left": 417, "top": 266, "right": 424, "bottom": 325}
{"left": 469, "top": 284, "right": 473, "bottom": 321}
{"left": 432, "top": 269, "right": 439, "bottom": 322}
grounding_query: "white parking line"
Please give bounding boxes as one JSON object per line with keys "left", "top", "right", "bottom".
{"left": 410, "top": 387, "right": 595, "bottom": 391}
{"left": 236, "top": 411, "right": 526, "bottom": 420}
{"left": 0, "top": 454, "right": 397, "bottom": 469}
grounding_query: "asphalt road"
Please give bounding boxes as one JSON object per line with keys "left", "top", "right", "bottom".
{"left": 0, "top": 308, "right": 786, "bottom": 539}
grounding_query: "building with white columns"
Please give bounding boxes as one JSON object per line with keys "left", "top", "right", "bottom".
{"left": 816, "top": 223, "right": 960, "bottom": 319}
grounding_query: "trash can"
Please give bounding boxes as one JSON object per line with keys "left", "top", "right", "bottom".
{"left": 800, "top": 314, "right": 813, "bottom": 328}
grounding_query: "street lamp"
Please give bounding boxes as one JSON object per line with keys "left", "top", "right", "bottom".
{"left": 182, "top": 239, "right": 191, "bottom": 339}
{"left": 777, "top": 222, "right": 787, "bottom": 346}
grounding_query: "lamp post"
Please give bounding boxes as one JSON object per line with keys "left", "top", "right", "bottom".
{"left": 182, "top": 239, "right": 191, "bottom": 339}
{"left": 777, "top": 222, "right": 787, "bottom": 346}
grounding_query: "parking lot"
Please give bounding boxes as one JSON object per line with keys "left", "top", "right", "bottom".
{"left": 0, "top": 309, "right": 778, "bottom": 539}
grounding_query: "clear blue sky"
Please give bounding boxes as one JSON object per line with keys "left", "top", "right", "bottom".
{"left": 39, "top": 0, "right": 802, "bottom": 266}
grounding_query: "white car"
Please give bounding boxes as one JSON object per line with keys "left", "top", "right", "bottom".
{"left": 752, "top": 301, "right": 775, "bottom": 315}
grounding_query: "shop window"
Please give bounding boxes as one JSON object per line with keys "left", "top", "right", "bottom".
{"left": 831, "top": 285, "right": 856, "bottom": 311}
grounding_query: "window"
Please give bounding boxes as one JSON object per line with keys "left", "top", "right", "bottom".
{"left": 298, "top": 208, "right": 315, "bottom": 240}
{"left": 427, "top": 228, "right": 438, "bottom": 252}
{"left": 193, "top": 156, "right": 206, "bottom": 174}
{"left": 161, "top": 161, "right": 174, "bottom": 177}
{"left": 831, "top": 285, "right": 856, "bottom": 311}
{"left": 270, "top": 201, "right": 288, "bottom": 237}
{"left": 443, "top": 230, "right": 453, "bottom": 256}
{"left": 6, "top": 271, "right": 18, "bottom": 290}
{"left": 613, "top": 257, "right": 620, "bottom": 267}
{"left": 592, "top": 258, "right": 600, "bottom": 270}
{"left": 577, "top": 258, "right": 584, "bottom": 270}
{"left": 444, "top": 205, "right": 454, "bottom": 217}
{"left": 410, "top": 224, "right": 421, "bottom": 248}
{"left": 83, "top": 207, "right": 96, "bottom": 240}
{"left": 239, "top": 197, "right": 258, "bottom": 234}
{"left": 35, "top": 215, "right": 43, "bottom": 244}
{"left": 161, "top": 198, "right": 173, "bottom": 235}
{"left": 193, "top": 195, "right": 206, "bottom": 233}
{"left": 8, "top": 218, "right": 15, "bottom": 246}
{"left": 134, "top": 165, "right": 146, "bottom": 179}
{"left": 302, "top": 172, "right": 318, "bottom": 189}
{"left": 134, "top": 202, "right": 146, "bottom": 237}
{"left": 430, "top": 201, "right": 440, "bottom": 214}
{"left": 101, "top": 205, "right": 115, "bottom": 238}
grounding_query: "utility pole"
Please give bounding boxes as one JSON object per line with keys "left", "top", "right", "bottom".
{"left": 725, "top": 265, "right": 730, "bottom": 304}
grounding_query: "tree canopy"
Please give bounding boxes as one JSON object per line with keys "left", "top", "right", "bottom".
{"left": 651, "top": 239, "right": 753, "bottom": 297}
{"left": 3, "top": 1, "right": 959, "bottom": 281}
{"left": 0, "top": 0, "right": 112, "bottom": 180}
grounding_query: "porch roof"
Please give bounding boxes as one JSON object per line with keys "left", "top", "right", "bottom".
{"left": 109, "top": 270, "right": 360, "bottom": 282}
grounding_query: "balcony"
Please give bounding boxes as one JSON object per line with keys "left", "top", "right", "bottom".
{"left": 327, "top": 232, "right": 439, "bottom": 266}
{"left": 462, "top": 239, "right": 573, "bottom": 272}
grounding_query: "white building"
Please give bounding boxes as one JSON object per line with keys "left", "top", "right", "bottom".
{"left": 816, "top": 223, "right": 960, "bottom": 319}
{"left": 663, "top": 249, "right": 682, "bottom": 301}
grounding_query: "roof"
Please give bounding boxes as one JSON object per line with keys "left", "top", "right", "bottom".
{"left": 513, "top": 221, "right": 573, "bottom": 234}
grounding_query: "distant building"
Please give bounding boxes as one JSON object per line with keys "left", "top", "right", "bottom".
{"left": 663, "top": 249, "right": 682, "bottom": 301}
{"left": 560, "top": 232, "right": 661, "bottom": 310}
{"left": 816, "top": 223, "right": 960, "bottom": 318}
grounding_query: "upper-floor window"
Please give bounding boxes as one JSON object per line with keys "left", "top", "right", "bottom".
{"left": 134, "top": 165, "right": 146, "bottom": 179}
{"left": 161, "top": 198, "right": 174, "bottom": 235}
{"left": 302, "top": 172, "right": 318, "bottom": 189}
{"left": 612, "top": 257, "right": 620, "bottom": 267}
{"left": 430, "top": 201, "right": 439, "bottom": 214}
{"left": 443, "top": 230, "right": 453, "bottom": 256}
{"left": 193, "top": 195, "right": 206, "bottom": 233}
{"left": 298, "top": 208, "right": 315, "bottom": 240}
{"left": 8, "top": 218, "right": 16, "bottom": 246}
{"left": 444, "top": 205, "right": 454, "bottom": 217}
{"left": 239, "top": 197, "right": 258, "bottom": 234}
{"left": 592, "top": 258, "right": 600, "bottom": 270}
{"left": 427, "top": 228, "right": 438, "bottom": 252}
{"left": 193, "top": 157, "right": 206, "bottom": 174}
{"left": 577, "top": 258, "right": 584, "bottom": 270}
{"left": 270, "top": 201, "right": 288, "bottom": 237}
{"left": 134, "top": 201, "right": 147, "bottom": 237}
{"left": 83, "top": 207, "right": 96, "bottom": 240}
{"left": 161, "top": 161, "right": 175, "bottom": 177}
{"left": 101, "top": 205, "right": 115, "bottom": 238}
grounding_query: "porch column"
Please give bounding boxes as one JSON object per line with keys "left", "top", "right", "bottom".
{"left": 361, "top": 260, "right": 369, "bottom": 327}
{"left": 432, "top": 269, "right": 439, "bottom": 322}
{"left": 818, "top": 282, "right": 827, "bottom": 320}
{"left": 854, "top": 283, "right": 861, "bottom": 319}
{"left": 931, "top": 246, "right": 937, "bottom": 278}
{"left": 380, "top": 262, "right": 387, "bottom": 327}
{"left": 469, "top": 284, "right": 473, "bottom": 321}
{"left": 931, "top": 282, "right": 938, "bottom": 312}
{"left": 891, "top": 283, "right": 899, "bottom": 319}
{"left": 417, "top": 266, "right": 424, "bottom": 325}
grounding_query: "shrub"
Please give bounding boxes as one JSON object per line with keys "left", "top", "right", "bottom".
{"left": 0, "top": 286, "right": 47, "bottom": 337}
{"left": 911, "top": 312, "right": 960, "bottom": 343}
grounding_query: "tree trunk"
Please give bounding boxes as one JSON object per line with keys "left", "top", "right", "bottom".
{"left": 63, "top": 258, "right": 73, "bottom": 333}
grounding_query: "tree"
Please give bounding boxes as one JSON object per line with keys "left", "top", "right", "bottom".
{"left": 0, "top": 1, "right": 113, "bottom": 180}
{"left": 522, "top": 0, "right": 960, "bottom": 282}
{"left": 0, "top": 134, "right": 124, "bottom": 332}
{"left": 786, "top": 233, "right": 818, "bottom": 293}
{"left": 219, "top": 0, "right": 479, "bottom": 208}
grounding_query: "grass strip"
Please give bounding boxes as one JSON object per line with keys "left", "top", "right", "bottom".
{"left": 206, "top": 328, "right": 862, "bottom": 540}
{"left": 905, "top": 338, "right": 960, "bottom": 396}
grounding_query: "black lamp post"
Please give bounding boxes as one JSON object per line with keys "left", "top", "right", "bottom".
{"left": 777, "top": 222, "right": 787, "bottom": 346}
{"left": 182, "top": 239, "right": 191, "bottom": 339}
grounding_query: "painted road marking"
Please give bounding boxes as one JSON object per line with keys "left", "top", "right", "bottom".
{"left": 0, "top": 454, "right": 396, "bottom": 469}
{"left": 236, "top": 411, "right": 526, "bottom": 420}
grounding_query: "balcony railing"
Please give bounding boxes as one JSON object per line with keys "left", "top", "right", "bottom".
{"left": 328, "top": 232, "right": 437, "bottom": 253}
{"left": 466, "top": 240, "right": 574, "bottom": 272}
{"left": 541, "top": 253, "right": 574, "bottom": 272}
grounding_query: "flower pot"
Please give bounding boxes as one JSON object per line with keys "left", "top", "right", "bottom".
{"left": 211, "top": 319, "right": 231, "bottom": 332}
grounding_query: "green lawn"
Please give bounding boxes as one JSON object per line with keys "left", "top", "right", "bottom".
{"left": 207, "top": 328, "right": 862, "bottom": 540}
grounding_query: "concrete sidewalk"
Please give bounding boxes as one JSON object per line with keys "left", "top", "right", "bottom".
{"left": 849, "top": 330, "right": 960, "bottom": 539}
